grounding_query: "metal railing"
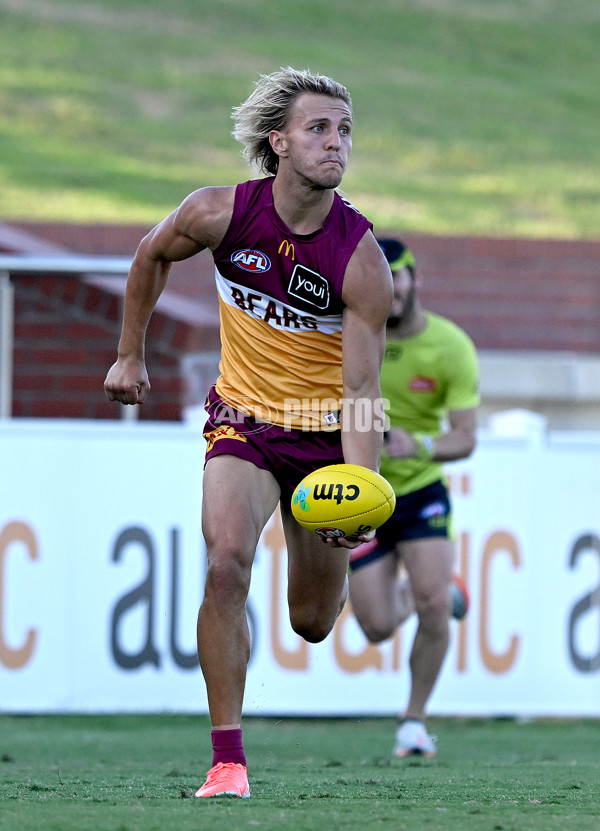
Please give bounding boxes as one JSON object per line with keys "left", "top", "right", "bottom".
{"left": 0, "top": 254, "right": 132, "bottom": 419}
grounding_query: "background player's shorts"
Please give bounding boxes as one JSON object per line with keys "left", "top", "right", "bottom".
{"left": 203, "top": 386, "right": 344, "bottom": 500}
{"left": 349, "top": 479, "right": 453, "bottom": 571}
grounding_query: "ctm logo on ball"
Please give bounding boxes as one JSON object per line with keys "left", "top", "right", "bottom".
{"left": 294, "top": 481, "right": 360, "bottom": 510}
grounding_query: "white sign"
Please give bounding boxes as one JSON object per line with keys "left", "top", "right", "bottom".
{"left": 1, "top": 420, "right": 599, "bottom": 716}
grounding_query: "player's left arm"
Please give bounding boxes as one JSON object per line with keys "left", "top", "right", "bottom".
{"left": 387, "top": 327, "right": 480, "bottom": 462}
{"left": 340, "top": 231, "right": 393, "bottom": 472}
{"left": 428, "top": 331, "right": 480, "bottom": 461}
{"left": 430, "top": 406, "right": 478, "bottom": 461}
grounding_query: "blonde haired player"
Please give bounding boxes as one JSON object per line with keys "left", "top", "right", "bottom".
{"left": 348, "top": 239, "right": 479, "bottom": 758}
{"left": 104, "top": 68, "right": 392, "bottom": 797}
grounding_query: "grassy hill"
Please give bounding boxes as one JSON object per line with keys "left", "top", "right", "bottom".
{"left": 1, "top": 0, "right": 598, "bottom": 238}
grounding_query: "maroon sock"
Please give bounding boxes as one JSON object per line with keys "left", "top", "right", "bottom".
{"left": 211, "top": 728, "right": 246, "bottom": 767}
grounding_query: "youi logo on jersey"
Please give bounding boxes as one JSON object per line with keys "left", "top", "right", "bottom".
{"left": 231, "top": 249, "right": 271, "bottom": 273}
{"left": 288, "top": 264, "right": 330, "bottom": 310}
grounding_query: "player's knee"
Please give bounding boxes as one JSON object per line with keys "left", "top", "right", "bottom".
{"left": 414, "top": 590, "right": 450, "bottom": 630}
{"left": 290, "top": 608, "right": 335, "bottom": 643}
{"left": 358, "top": 617, "right": 395, "bottom": 644}
{"left": 204, "top": 546, "right": 252, "bottom": 605}
{"left": 350, "top": 601, "right": 394, "bottom": 642}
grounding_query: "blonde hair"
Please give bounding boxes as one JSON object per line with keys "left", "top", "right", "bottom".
{"left": 232, "top": 67, "right": 352, "bottom": 176}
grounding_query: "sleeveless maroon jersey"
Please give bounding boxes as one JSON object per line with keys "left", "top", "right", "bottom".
{"left": 211, "top": 177, "right": 371, "bottom": 430}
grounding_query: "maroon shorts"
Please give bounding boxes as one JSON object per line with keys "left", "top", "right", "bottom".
{"left": 203, "top": 386, "right": 344, "bottom": 500}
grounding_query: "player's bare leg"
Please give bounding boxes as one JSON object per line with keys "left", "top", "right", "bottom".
{"left": 400, "top": 538, "right": 454, "bottom": 721}
{"left": 281, "top": 502, "right": 350, "bottom": 642}
{"left": 348, "top": 551, "right": 406, "bottom": 642}
{"left": 396, "top": 571, "right": 416, "bottom": 622}
{"left": 198, "top": 455, "right": 280, "bottom": 727}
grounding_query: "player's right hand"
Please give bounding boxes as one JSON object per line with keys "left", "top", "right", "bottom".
{"left": 104, "top": 357, "right": 150, "bottom": 405}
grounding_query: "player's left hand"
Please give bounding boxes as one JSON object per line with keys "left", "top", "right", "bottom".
{"left": 323, "top": 528, "right": 376, "bottom": 550}
{"left": 385, "top": 427, "right": 418, "bottom": 458}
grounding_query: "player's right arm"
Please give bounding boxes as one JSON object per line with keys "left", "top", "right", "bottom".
{"left": 104, "top": 186, "right": 235, "bottom": 405}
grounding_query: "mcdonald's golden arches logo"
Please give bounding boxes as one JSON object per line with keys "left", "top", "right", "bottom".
{"left": 278, "top": 239, "right": 295, "bottom": 260}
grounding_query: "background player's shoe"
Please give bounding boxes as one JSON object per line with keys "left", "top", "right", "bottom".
{"left": 450, "top": 574, "right": 470, "bottom": 620}
{"left": 195, "top": 762, "right": 250, "bottom": 798}
{"left": 393, "top": 719, "right": 437, "bottom": 758}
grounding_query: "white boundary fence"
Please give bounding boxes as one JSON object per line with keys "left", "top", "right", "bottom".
{"left": 1, "top": 417, "right": 599, "bottom": 716}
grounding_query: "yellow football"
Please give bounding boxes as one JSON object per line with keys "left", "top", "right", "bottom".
{"left": 290, "top": 463, "right": 396, "bottom": 541}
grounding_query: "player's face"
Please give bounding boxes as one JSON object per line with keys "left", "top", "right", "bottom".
{"left": 387, "top": 267, "right": 417, "bottom": 327}
{"left": 273, "top": 93, "right": 353, "bottom": 189}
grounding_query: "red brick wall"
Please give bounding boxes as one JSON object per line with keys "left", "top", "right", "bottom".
{"left": 4, "top": 221, "right": 600, "bottom": 421}
{"left": 398, "top": 233, "right": 600, "bottom": 352}
{"left": 9, "top": 221, "right": 150, "bottom": 257}
{"left": 12, "top": 273, "right": 188, "bottom": 420}
{"left": 4, "top": 221, "right": 221, "bottom": 420}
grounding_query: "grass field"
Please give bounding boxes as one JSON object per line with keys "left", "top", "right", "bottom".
{"left": 1, "top": 715, "right": 599, "bottom": 831}
{"left": 1, "top": 0, "right": 599, "bottom": 237}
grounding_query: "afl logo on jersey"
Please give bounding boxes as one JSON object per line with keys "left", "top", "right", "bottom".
{"left": 231, "top": 249, "right": 271, "bottom": 273}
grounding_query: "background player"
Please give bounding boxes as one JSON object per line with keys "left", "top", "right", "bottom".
{"left": 348, "top": 238, "right": 479, "bottom": 758}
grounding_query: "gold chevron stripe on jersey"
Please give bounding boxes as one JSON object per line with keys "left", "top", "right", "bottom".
{"left": 215, "top": 297, "right": 343, "bottom": 430}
